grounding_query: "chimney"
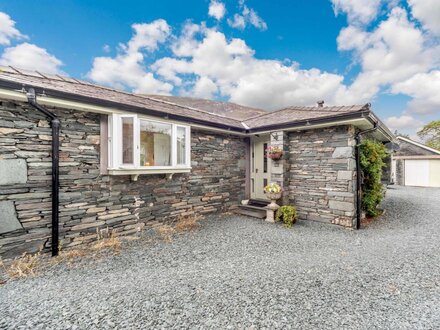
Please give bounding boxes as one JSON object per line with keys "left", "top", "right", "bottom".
{"left": 317, "top": 100, "right": 324, "bottom": 107}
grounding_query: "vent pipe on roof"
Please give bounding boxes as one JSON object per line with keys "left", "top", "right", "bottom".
{"left": 317, "top": 100, "right": 324, "bottom": 107}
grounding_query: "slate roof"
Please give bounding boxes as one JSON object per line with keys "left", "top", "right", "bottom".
{"left": 146, "top": 95, "right": 266, "bottom": 121}
{"left": 0, "top": 66, "right": 245, "bottom": 130}
{"left": 0, "top": 66, "right": 375, "bottom": 132}
{"left": 245, "top": 104, "right": 370, "bottom": 129}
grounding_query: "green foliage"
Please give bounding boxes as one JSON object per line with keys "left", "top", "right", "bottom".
{"left": 417, "top": 120, "right": 440, "bottom": 151}
{"left": 359, "top": 139, "right": 388, "bottom": 217}
{"left": 275, "top": 205, "right": 298, "bottom": 228}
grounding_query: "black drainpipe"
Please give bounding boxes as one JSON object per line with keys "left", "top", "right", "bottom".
{"left": 355, "top": 123, "right": 378, "bottom": 230}
{"left": 26, "top": 88, "right": 60, "bottom": 256}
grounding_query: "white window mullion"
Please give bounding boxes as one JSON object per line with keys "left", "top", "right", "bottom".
{"left": 186, "top": 126, "right": 191, "bottom": 167}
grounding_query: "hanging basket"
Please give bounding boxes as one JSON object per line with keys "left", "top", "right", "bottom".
{"left": 266, "top": 146, "right": 284, "bottom": 161}
{"left": 267, "top": 152, "right": 283, "bottom": 161}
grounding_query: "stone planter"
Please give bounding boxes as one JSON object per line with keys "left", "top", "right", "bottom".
{"left": 265, "top": 191, "right": 281, "bottom": 223}
{"left": 266, "top": 191, "right": 282, "bottom": 209}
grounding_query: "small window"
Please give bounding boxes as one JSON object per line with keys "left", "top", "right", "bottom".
{"left": 109, "top": 114, "right": 191, "bottom": 171}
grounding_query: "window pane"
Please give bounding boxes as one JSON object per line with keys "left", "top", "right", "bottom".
{"left": 139, "top": 120, "right": 171, "bottom": 166}
{"left": 263, "top": 143, "right": 268, "bottom": 173}
{"left": 177, "top": 126, "right": 186, "bottom": 165}
{"left": 122, "top": 117, "right": 134, "bottom": 164}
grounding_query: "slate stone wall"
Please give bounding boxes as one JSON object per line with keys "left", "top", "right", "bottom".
{"left": 288, "top": 126, "right": 357, "bottom": 227}
{"left": 0, "top": 100, "right": 246, "bottom": 258}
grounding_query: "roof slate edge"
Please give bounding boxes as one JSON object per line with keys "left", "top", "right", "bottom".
{"left": 396, "top": 136, "right": 440, "bottom": 155}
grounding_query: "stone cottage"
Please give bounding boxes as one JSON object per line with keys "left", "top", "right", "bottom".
{"left": 0, "top": 66, "right": 394, "bottom": 258}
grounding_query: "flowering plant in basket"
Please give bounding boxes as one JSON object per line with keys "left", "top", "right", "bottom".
{"left": 266, "top": 145, "right": 283, "bottom": 160}
{"left": 264, "top": 182, "right": 283, "bottom": 200}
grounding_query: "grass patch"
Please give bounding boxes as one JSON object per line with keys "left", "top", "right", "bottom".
{"left": 174, "top": 214, "right": 201, "bottom": 232}
{"left": 92, "top": 227, "right": 122, "bottom": 252}
{"left": 156, "top": 214, "right": 202, "bottom": 242}
{"left": 1, "top": 252, "right": 41, "bottom": 279}
{"left": 156, "top": 225, "right": 175, "bottom": 242}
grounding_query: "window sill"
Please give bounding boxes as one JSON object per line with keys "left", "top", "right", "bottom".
{"left": 108, "top": 167, "right": 191, "bottom": 181}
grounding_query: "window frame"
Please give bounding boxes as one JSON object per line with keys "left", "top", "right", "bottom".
{"left": 108, "top": 113, "right": 191, "bottom": 173}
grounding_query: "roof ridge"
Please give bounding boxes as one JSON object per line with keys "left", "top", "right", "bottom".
{"left": 139, "top": 95, "right": 244, "bottom": 124}
{"left": 148, "top": 94, "right": 267, "bottom": 112}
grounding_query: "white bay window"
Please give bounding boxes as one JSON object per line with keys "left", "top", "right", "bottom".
{"left": 108, "top": 114, "right": 191, "bottom": 177}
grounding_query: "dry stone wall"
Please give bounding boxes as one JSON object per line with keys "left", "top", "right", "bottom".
{"left": 288, "top": 126, "right": 357, "bottom": 227}
{"left": 0, "top": 100, "right": 246, "bottom": 258}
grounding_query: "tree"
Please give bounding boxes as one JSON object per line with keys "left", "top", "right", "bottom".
{"left": 393, "top": 130, "right": 409, "bottom": 138}
{"left": 417, "top": 120, "right": 440, "bottom": 151}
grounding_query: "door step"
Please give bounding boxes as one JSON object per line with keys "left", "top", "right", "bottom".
{"left": 248, "top": 198, "right": 270, "bottom": 207}
{"left": 235, "top": 201, "right": 269, "bottom": 219}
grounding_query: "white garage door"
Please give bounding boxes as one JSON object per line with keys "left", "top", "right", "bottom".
{"left": 405, "top": 159, "right": 440, "bottom": 187}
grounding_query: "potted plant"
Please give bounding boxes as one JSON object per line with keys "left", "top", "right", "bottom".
{"left": 264, "top": 182, "right": 283, "bottom": 208}
{"left": 266, "top": 145, "right": 283, "bottom": 161}
{"left": 275, "top": 205, "right": 298, "bottom": 228}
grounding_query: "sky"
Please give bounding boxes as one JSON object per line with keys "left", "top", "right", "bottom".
{"left": 0, "top": 0, "right": 439, "bottom": 139}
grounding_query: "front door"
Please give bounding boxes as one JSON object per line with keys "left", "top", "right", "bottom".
{"left": 251, "top": 136, "right": 271, "bottom": 200}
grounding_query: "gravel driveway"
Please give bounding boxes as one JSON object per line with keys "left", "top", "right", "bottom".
{"left": 1, "top": 186, "right": 439, "bottom": 329}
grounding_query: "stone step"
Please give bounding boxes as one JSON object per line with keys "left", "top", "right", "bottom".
{"left": 248, "top": 198, "right": 270, "bottom": 207}
{"left": 235, "top": 204, "right": 266, "bottom": 219}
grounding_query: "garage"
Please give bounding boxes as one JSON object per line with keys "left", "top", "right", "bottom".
{"left": 403, "top": 159, "right": 440, "bottom": 187}
{"left": 392, "top": 136, "right": 440, "bottom": 188}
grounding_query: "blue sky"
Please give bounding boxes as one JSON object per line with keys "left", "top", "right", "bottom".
{"left": 0, "top": 0, "right": 439, "bottom": 138}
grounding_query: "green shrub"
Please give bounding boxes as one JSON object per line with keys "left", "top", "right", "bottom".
{"left": 359, "top": 139, "right": 388, "bottom": 217}
{"left": 275, "top": 205, "right": 298, "bottom": 228}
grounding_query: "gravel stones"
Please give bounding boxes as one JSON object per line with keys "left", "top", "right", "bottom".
{"left": 1, "top": 186, "right": 439, "bottom": 329}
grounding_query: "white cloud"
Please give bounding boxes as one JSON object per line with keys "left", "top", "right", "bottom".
{"left": 191, "top": 76, "right": 218, "bottom": 98}
{"left": 227, "top": 0, "right": 267, "bottom": 31}
{"left": 153, "top": 28, "right": 347, "bottom": 109}
{"left": 332, "top": 0, "right": 382, "bottom": 25}
{"left": 0, "top": 12, "right": 26, "bottom": 46}
{"left": 171, "top": 21, "right": 202, "bottom": 57}
{"left": 0, "top": 11, "right": 63, "bottom": 74}
{"left": 408, "top": 0, "right": 440, "bottom": 35}
{"left": 228, "top": 14, "right": 246, "bottom": 30}
{"left": 0, "top": 42, "right": 63, "bottom": 74}
{"left": 391, "top": 71, "right": 440, "bottom": 115}
{"left": 385, "top": 115, "right": 423, "bottom": 131}
{"left": 102, "top": 44, "right": 111, "bottom": 53}
{"left": 88, "top": 19, "right": 173, "bottom": 94}
{"left": 336, "top": 7, "right": 440, "bottom": 107}
{"left": 208, "top": 0, "right": 226, "bottom": 21}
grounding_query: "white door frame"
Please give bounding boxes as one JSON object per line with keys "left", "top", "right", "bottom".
{"left": 250, "top": 135, "right": 271, "bottom": 200}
